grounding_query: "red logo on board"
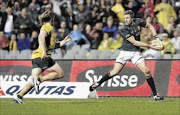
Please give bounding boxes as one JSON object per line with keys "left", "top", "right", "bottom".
{"left": 0, "top": 87, "right": 6, "bottom": 96}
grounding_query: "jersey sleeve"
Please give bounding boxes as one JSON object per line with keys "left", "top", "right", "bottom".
{"left": 120, "top": 28, "right": 132, "bottom": 40}
{"left": 41, "top": 25, "right": 52, "bottom": 35}
{"left": 137, "top": 18, "right": 147, "bottom": 28}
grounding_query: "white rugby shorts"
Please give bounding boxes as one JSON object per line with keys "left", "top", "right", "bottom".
{"left": 115, "top": 50, "right": 144, "bottom": 66}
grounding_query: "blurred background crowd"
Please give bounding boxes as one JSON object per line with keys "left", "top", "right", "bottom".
{"left": 0, "top": 0, "right": 180, "bottom": 59}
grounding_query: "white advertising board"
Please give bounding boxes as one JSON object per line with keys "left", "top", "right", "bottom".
{"left": 0, "top": 82, "right": 93, "bottom": 99}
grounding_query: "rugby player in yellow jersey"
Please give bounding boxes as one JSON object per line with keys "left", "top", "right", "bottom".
{"left": 14, "top": 11, "right": 71, "bottom": 104}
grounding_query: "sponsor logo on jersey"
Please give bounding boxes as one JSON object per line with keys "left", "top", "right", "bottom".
{"left": 125, "top": 34, "right": 131, "bottom": 38}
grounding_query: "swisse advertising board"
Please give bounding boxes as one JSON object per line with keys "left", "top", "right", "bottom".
{"left": 0, "top": 60, "right": 180, "bottom": 97}
{"left": 167, "top": 60, "right": 180, "bottom": 97}
{"left": 0, "top": 82, "right": 91, "bottom": 99}
{"left": 0, "top": 60, "right": 72, "bottom": 82}
{"left": 70, "top": 60, "right": 156, "bottom": 96}
{"left": 0, "top": 61, "right": 32, "bottom": 82}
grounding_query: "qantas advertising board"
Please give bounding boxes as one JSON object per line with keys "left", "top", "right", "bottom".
{"left": 0, "top": 60, "right": 179, "bottom": 97}
{"left": 0, "top": 82, "right": 91, "bottom": 99}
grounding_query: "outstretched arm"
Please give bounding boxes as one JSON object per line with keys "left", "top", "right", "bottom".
{"left": 55, "top": 35, "right": 71, "bottom": 48}
{"left": 127, "top": 36, "right": 157, "bottom": 50}
{"left": 146, "top": 22, "right": 159, "bottom": 40}
{"left": 127, "top": 36, "right": 150, "bottom": 47}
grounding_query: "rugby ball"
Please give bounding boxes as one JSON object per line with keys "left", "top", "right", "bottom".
{"left": 151, "top": 40, "right": 164, "bottom": 50}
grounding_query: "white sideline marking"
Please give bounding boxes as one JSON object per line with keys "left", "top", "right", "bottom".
{"left": 0, "top": 100, "right": 163, "bottom": 104}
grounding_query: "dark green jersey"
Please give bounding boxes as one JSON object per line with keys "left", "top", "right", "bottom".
{"left": 120, "top": 18, "right": 147, "bottom": 51}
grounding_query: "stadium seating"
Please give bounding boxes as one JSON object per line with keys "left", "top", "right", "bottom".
{"left": 51, "top": 52, "right": 63, "bottom": 59}
{"left": 86, "top": 54, "right": 98, "bottom": 59}
{"left": 0, "top": 50, "right": 8, "bottom": 56}
{"left": 98, "top": 50, "right": 111, "bottom": 59}
{"left": 173, "top": 54, "right": 180, "bottom": 59}
{"left": 21, "top": 49, "right": 32, "bottom": 56}
{"left": 98, "top": 53, "right": 110, "bottom": 59}
{"left": 16, "top": 54, "right": 29, "bottom": 59}
{"left": 9, "top": 50, "right": 20, "bottom": 56}
{"left": 0, "top": 44, "right": 179, "bottom": 60}
{"left": 81, "top": 44, "right": 90, "bottom": 50}
{"left": 0, "top": 55, "right": 5, "bottom": 59}
{"left": 5, "top": 55, "right": 16, "bottom": 59}
{"left": 75, "top": 54, "right": 86, "bottom": 59}
{"left": 162, "top": 54, "right": 172, "bottom": 59}
{"left": 63, "top": 53, "right": 75, "bottom": 59}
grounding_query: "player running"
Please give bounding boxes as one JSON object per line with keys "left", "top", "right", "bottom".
{"left": 89, "top": 10, "right": 164, "bottom": 101}
{"left": 14, "top": 10, "right": 71, "bottom": 104}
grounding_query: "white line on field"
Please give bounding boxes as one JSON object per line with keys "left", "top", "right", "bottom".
{"left": 0, "top": 100, "right": 165, "bottom": 104}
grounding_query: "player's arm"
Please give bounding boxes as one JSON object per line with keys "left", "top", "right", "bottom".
{"left": 127, "top": 36, "right": 150, "bottom": 47}
{"left": 127, "top": 36, "right": 157, "bottom": 50}
{"left": 38, "top": 30, "right": 47, "bottom": 59}
{"left": 146, "top": 22, "right": 159, "bottom": 40}
{"left": 55, "top": 35, "right": 71, "bottom": 48}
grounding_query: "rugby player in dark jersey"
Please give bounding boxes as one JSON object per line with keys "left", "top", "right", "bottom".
{"left": 90, "top": 10, "right": 164, "bottom": 101}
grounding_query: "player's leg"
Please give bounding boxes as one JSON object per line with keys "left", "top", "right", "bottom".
{"left": 137, "top": 60, "right": 157, "bottom": 95}
{"left": 89, "top": 50, "right": 127, "bottom": 91}
{"left": 89, "top": 63, "right": 124, "bottom": 91}
{"left": 42, "top": 63, "right": 64, "bottom": 81}
{"left": 32, "top": 58, "right": 64, "bottom": 92}
{"left": 22, "top": 68, "right": 42, "bottom": 96}
{"left": 33, "top": 62, "right": 64, "bottom": 92}
{"left": 14, "top": 68, "right": 42, "bottom": 104}
{"left": 131, "top": 51, "right": 163, "bottom": 100}
{"left": 137, "top": 60, "right": 164, "bottom": 100}
{"left": 99, "top": 63, "right": 124, "bottom": 85}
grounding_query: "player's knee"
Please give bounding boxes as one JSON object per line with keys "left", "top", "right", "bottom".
{"left": 57, "top": 70, "right": 64, "bottom": 79}
{"left": 110, "top": 70, "right": 119, "bottom": 77}
{"left": 30, "top": 81, "right": 34, "bottom": 86}
{"left": 144, "top": 67, "right": 150, "bottom": 75}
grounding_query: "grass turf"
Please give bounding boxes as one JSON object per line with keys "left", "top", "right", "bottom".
{"left": 0, "top": 97, "right": 179, "bottom": 115}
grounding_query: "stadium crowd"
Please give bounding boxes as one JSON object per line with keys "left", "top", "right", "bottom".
{"left": 0, "top": 0, "right": 180, "bottom": 59}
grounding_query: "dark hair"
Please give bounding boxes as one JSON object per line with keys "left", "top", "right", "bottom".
{"left": 39, "top": 10, "right": 54, "bottom": 25}
{"left": 124, "top": 10, "right": 135, "bottom": 18}
{"left": 146, "top": 15, "right": 151, "bottom": 18}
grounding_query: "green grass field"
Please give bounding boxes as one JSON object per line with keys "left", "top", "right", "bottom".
{"left": 0, "top": 97, "right": 179, "bottom": 115}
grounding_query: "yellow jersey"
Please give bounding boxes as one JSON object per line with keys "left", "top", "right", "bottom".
{"left": 31, "top": 23, "right": 55, "bottom": 59}
{"left": 154, "top": 3, "right": 177, "bottom": 29}
{"left": 111, "top": 3, "right": 125, "bottom": 22}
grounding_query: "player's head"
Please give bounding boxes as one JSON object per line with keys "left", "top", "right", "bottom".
{"left": 124, "top": 10, "right": 135, "bottom": 26}
{"left": 39, "top": 10, "right": 54, "bottom": 25}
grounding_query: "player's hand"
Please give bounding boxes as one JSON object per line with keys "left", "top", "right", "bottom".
{"left": 41, "top": 52, "right": 47, "bottom": 59}
{"left": 155, "top": 38, "right": 160, "bottom": 41}
{"left": 149, "top": 44, "right": 158, "bottom": 50}
{"left": 64, "top": 35, "right": 71, "bottom": 43}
